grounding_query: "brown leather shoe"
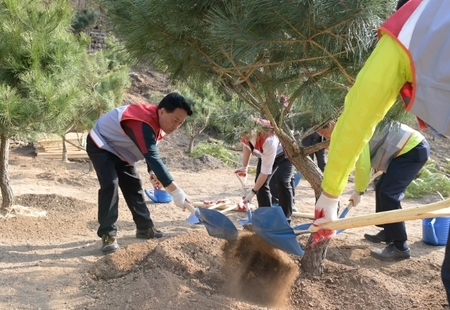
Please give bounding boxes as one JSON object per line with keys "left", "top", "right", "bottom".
{"left": 364, "top": 230, "right": 393, "bottom": 244}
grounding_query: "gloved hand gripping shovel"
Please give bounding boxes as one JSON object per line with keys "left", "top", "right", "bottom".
{"left": 235, "top": 173, "right": 253, "bottom": 226}
{"left": 335, "top": 171, "right": 382, "bottom": 234}
{"left": 184, "top": 201, "right": 239, "bottom": 240}
{"left": 252, "top": 199, "right": 450, "bottom": 256}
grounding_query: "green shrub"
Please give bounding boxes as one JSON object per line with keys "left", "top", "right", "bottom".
{"left": 72, "top": 8, "right": 99, "bottom": 33}
{"left": 190, "top": 141, "right": 239, "bottom": 167}
{"left": 405, "top": 160, "right": 450, "bottom": 198}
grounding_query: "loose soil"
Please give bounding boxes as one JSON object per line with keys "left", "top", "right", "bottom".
{"left": 1, "top": 71, "right": 449, "bottom": 310}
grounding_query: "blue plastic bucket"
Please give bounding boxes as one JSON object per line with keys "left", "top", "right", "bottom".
{"left": 422, "top": 217, "right": 450, "bottom": 246}
{"left": 144, "top": 188, "right": 173, "bottom": 203}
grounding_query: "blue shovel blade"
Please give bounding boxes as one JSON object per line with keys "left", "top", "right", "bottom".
{"left": 239, "top": 207, "right": 253, "bottom": 226}
{"left": 239, "top": 218, "right": 250, "bottom": 225}
{"left": 186, "top": 208, "right": 204, "bottom": 225}
{"left": 197, "top": 208, "right": 239, "bottom": 240}
{"left": 336, "top": 206, "right": 351, "bottom": 234}
{"left": 292, "top": 222, "right": 313, "bottom": 231}
{"left": 252, "top": 206, "right": 304, "bottom": 256}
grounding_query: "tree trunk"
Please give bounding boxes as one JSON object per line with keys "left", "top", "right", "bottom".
{"left": 300, "top": 236, "right": 330, "bottom": 276}
{"left": 62, "top": 135, "right": 69, "bottom": 162}
{"left": 277, "top": 133, "right": 330, "bottom": 276}
{"left": 0, "top": 134, "right": 13, "bottom": 212}
{"left": 278, "top": 134, "right": 322, "bottom": 199}
{"left": 188, "top": 136, "right": 195, "bottom": 154}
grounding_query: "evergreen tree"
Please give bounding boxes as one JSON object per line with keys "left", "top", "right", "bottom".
{"left": 99, "top": 0, "right": 398, "bottom": 194}
{"left": 177, "top": 83, "right": 222, "bottom": 153}
{"left": 0, "top": 0, "right": 88, "bottom": 211}
{"left": 54, "top": 37, "right": 131, "bottom": 162}
{"left": 99, "top": 0, "right": 401, "bottom": 274}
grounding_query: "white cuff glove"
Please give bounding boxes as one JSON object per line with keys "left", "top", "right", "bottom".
{"left": 170, "top": 187, "right": 187, "bottom": 209}
{"left": 243, "top": 190, "right": 256, "bottom": 204}
{"left": 312, "top": 193, "right": 340, "bottom": 246}
{"left": 234, "top": 166, "right": 248, "bottom": 178}
{"left": 313, "top": 193, "right": 339, "bottom": 225}
{"left": 349, "top": 191, "right": 363, "bottom": 207}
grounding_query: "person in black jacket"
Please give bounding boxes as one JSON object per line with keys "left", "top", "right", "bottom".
{"left": 302, "top": 132, "right": 326, "bottom": 172}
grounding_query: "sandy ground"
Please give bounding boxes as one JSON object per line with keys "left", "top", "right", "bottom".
{"left": 0, "top": 128, "right": 449, "bottom": 310}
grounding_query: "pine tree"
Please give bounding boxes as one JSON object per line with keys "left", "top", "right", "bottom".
{"left": 54, "top": 37, "right": 131, "bottom": 162}
{"left": 0, "top": 0, "right": 88, "bottom": 212}
{"left": 99, "top": 0, "right": 399, "bottom": 275}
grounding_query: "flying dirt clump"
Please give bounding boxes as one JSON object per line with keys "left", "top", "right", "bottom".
{"left": 221, "top": 232, "right": 299, "bottom": 308}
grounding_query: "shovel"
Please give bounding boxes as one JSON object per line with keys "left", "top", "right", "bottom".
{"left": 239, "top": 201, "right": 254, "bottom": 226}
{"left": 187, "top": 201, "right": 235, "bottom": 224}
{"left": 252, "top": 199, "right": 450, "bottom": 256}
{"left": 252, "top": 206, "right": 306, "bottom": 256}
{"left": 335, "top": 171, "right": 383, "bottom": 234}
{"left": 184, "top": 201, "right": 239, "bottom": 240}
{"left": 292, "top": 212, "right": 315, "bottom": 219}
{"left": 235, "top": 173, "right": 253, "bottom": 226}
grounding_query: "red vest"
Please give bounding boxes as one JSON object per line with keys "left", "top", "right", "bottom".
{"left": 90, "top": 104, "right": 165, "bottom": 164}
{"left": 121, "top": 104, "right": 166, "bottom": 142}
{"left": 241, "top": 132, "right": 272, "bottom": 156}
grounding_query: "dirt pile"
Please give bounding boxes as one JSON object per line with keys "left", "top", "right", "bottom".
{"left": 222, "top": 233, "right": 299, "bottom": 308}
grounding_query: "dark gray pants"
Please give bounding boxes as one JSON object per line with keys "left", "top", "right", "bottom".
{"left": 86, "top": 135, "right": 154, "bottom": 238}
{"left": 256, "top": 154, "right": 294, "bottom": 218}
{"left": 375, "top": 140, "right": 430, "bottom": 241}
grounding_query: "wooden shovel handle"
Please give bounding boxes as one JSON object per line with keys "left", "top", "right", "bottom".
{"left": 424, "top": 207, "right": 450, "bottom": 217}
{"left": 300, "top": 199, "right": 450, "bottom": 233}
{"left": 191, "top": 201, "right": 231, "bottom": 210}
{"left": 220, "top": 204, "right": 238, "bottom": 213}
{"left": 187, "top": 200, "right": 236, "bottom": 215}
{"left": 184, "top": 201, "right": 197, "bottom": 215}
{"left": 235, "top": 173, "right": 247, "bottom": 196}
{"left": 292, "top": 212, "right": 315, "bottom": 219}
{"left": 290, "top": 172, "right": 382, "bottom": 221}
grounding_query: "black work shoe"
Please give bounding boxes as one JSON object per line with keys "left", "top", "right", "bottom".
{"left": 364, "top": 230, "right": 393, "bottom": 244}
{"left": 101, "top": 235, "right": 119, "bottom": 254}
{"left": 136, "top": 227, "right": 164, "bottom": 239}
{"left": 370, "top": 244, "right": 411, "bottom": 261}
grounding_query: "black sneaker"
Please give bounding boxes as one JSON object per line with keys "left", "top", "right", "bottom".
{"left": 370, "top": 244, "right": 411, "bottom": 261}
{"left": 364, "top": 230, "right": 393, "bottom": 244}
{"left": 136, "top": 227, "right": 164, "bottom": 239}
{"left": 101, "top": 235, "right": 119, "bottom": 254}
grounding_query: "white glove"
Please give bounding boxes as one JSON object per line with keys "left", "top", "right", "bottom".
{"left": 314, "top": 193, "right": 339, "bottom": 224}
{"left": 243, "top": 190, "right": 256, "bottom": 204}
{"left": 349, "top": 191, "right": 363, "bottom": 207}
{"left": 312, "top": 193, "right": 339, "bottom": 246}
{"left": 170, "top": 187, "right": 187, "bottom": 209}
{"left": 149, "top": 173, "right": 162, "bottom": 189}
{"left": 234, "top": 166, "right": 248, "bottom": 178}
